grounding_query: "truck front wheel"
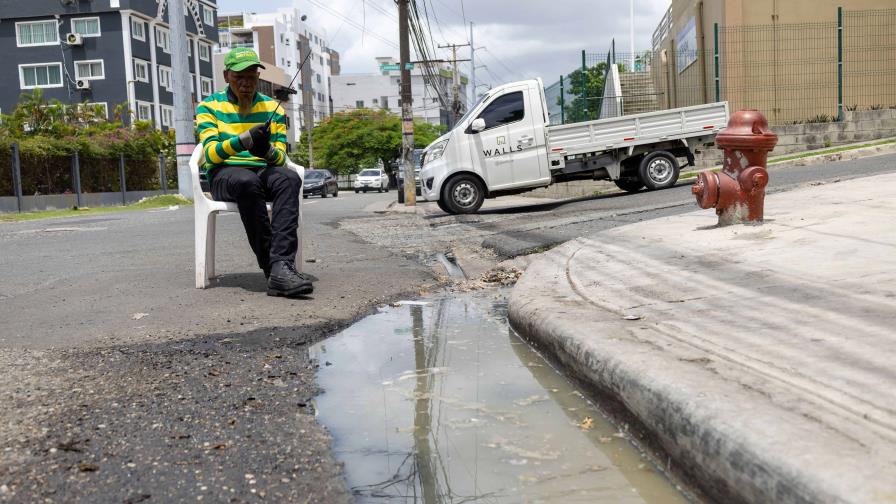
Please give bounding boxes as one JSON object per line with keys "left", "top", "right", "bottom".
{"left": 442, "top": 174, "right": 485, "bottom": 214}
{"left": 614, "top": 177, "right": 645, "bottom": 193}
{"left": 639, "top": 151, "right": 679, "bottom": 190}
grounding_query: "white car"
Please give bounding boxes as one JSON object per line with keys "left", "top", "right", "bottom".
{"left": 353, "top": 169, "right": 389, "bottom": 193}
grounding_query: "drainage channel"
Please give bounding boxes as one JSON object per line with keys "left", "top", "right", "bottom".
{"left": 311, "top": 289, "right": 692, "bottom": 503}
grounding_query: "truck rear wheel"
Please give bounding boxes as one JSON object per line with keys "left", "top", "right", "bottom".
{"left": 614, "top": 177, "right": 645, "bottom": 193}
{"left": 442, "top": 174, "right": 485, "bottom": 214}
{"left": 639, "top": 151, "right": 679, "bottom": 190}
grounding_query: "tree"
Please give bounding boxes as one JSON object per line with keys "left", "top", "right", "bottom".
{"left": 560, "top": 62, "right": 608, "bottom": 123}
{"left": 290, "top": 109, "right": 445, "bottom": 175}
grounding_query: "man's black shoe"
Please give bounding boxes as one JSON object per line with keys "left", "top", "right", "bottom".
{"left": 267, "top": 260, "right": 313, "bottom": 297}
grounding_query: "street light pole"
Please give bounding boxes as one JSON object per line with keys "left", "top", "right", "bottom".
{"left": 630, "top": 0, "right": 636, "bottom": 70}
{"left": 168, "top": 0, "right": 195, "bottom": 198}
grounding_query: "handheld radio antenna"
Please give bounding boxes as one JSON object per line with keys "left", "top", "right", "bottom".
{"left": 267, "top": 14, "right": 310, "bottom": 126}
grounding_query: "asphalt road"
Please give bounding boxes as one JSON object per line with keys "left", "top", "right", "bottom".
{"left": 1, "top": 153, "right": 892, "bottom": 502}
{"left": 0, "top": 189, "right": 423, "bottom": 503}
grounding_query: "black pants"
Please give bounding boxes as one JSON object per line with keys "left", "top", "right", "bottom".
{"left": 209, "top": 165, "right": 301, "bottom": 271}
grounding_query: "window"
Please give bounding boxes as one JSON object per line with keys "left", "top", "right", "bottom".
{"left": 161, "top": 106, "right": 174, "bottom": 127}
{"left": 71, "top": 17, "right": 101, "bottom": 37}
{"left": 319, "top": 56, "right": 323, "bottom": 65}
{"left": 476, "top": 91, "right": 525, "bottom": 130}
{"left": 198, "top": 42, "right": 210, "bottom": 62}
{"left": 382, "top": 96, "right": 389, "bottom": 108}
{"left": 75, "top": 60, "right": 104, "bottom": 80}
{"left": 287, "top": 60, "right": 292, "bottom": 68}
{"left": 202, "top": 5, "right": 214, "bottom": 26}
{"left": 372, "top": 98, "right": 378, "bottom": 105}
{"left": 285, "top": 38, "right": 290, "bottom": 46}
{"left": 133, "top": 59, "right": 150, "bottom": 82}
{"left": 155, "top": 26, "right": 170, "bottom": 53}
{"left": 316, "top": 74, "right": 321, "bottom": 84}
{"left": 19, "top": 63, "right": 63, "bottom": 89}
{"left": 136, "top": 101, "right": 152, "bottom": 121}
{"left": 201, "top": 77, "right": 213, "bottom": 97}
{"left": 355, "top": 100, "right": 364, "bottom": 108}
{"left": 159, "top": 66, "right": 171, "bottom": 90}
{"left": 131, "top": 17, "right": 145, "bottom": 41}
{"left": 16, "top": 20, "right": 58, "bottom": 47}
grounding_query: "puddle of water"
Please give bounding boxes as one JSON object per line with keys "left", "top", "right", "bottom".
{"left": 311, "top": 290, "right": 691, "bottom": 503}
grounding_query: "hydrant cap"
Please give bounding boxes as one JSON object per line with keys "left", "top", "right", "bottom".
{"left": 717, "top": 109, "right": 778, "bottom": 151}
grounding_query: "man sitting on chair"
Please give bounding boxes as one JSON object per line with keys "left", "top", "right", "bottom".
{"left": 196, "top": 47, "right": 312, "bottom": 297}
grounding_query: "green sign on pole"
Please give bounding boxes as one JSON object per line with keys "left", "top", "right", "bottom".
{"left": 380, "top": 63, "right": 414, "bottom": 71}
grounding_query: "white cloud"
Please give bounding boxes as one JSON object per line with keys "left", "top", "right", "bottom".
{"left": 217, "top": 0, "right": 671, "bottom": 86}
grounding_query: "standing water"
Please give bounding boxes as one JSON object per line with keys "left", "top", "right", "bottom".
{"left": 311, "top": 290, "right": 692, "bottom": 503}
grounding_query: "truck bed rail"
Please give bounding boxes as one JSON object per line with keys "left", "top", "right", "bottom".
{"left": 547, "top": 102, "right": 729, "bottom": 159}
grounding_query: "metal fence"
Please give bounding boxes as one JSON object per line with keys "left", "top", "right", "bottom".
{"left": 546, "top": 7, "right": 896, "bottom": 126}
{"left": 1, "top": 144, "right": 173, "bottom": 212}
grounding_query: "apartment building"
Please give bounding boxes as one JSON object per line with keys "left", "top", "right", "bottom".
{"left": 217, "top": 8, "right": 339, "bottom": 142}
{"left": 331, "top": 56, "right": 468, "bottom": 127}
{"left": 0, "top": 0, "right": 219, "bottom": 129}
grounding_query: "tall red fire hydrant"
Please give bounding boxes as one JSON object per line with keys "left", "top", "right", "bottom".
{"left": 692, "top": 109, "right": 778, "bottom": 225}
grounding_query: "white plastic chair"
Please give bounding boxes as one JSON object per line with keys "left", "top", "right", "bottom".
{"left": 189, "top": 144, "right": 304, "bottom": 289}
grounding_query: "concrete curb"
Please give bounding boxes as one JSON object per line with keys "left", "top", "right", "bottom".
{"left": 508, "top": 249, "right": 871, "bottom": 503}
{"left": 507, "top": 172, "right": 896, "bottom": 504}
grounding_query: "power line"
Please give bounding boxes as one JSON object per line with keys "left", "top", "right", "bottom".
{"left": 306, "top": 0, "right": 398, "bottom": 49}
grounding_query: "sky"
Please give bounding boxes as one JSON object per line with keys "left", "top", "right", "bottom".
{"left": 216, "top": 0, "right": 671, "bottom": 89}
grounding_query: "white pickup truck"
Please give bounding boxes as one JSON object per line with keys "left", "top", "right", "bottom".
{"left": 419, "top": 78, "right": 729, "bottom": 214}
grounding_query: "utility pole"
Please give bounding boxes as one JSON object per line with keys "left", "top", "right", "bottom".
{"left": 305, "top": 105, "right": 314, "bottom": 168}
{"left": 168, "top": 0, "right": 195, "bottom": 198}
{"left": 469, "top": 22, "right": 475, "bottom": 106}
{"left": 438, "top": 42, "right": 471, "bottom": 126}
{"left": 398, "top": 0, "right": 416, "bottom": 206}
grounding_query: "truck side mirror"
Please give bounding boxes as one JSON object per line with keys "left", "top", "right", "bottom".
{"left": 470, "top": 118, "right": 486, "bottom": 133}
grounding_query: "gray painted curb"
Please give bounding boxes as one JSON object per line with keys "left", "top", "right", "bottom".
{"left": 507, "top": 244, "right": 870, "bottom": 504}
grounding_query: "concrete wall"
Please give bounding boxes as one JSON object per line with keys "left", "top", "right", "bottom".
{"left": 0, "top": 190, "right": 167, "bottom": 213}
{"left": 652, "top": 0, "right": 896, "bottom": 124}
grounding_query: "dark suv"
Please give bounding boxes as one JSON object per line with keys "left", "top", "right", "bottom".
{"left": 303, "top": 169, "right": 339, "bottom": 198}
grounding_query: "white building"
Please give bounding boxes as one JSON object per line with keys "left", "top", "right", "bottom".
{"left": 216, "top": 8, "right": 338, "bottom": 142}
{"left": 331, "top": 57, "right": 468, "bottom": 126}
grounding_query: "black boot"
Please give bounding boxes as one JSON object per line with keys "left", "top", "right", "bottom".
{"left": 267, "top": 260, "right": 313, "bottom": 297}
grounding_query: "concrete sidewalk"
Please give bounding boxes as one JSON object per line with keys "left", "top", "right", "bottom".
{"left": 509, "top": 173, "right": 896, "bottom": 503}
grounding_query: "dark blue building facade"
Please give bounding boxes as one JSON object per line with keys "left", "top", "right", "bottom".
{"left": 0, "top": 0, "right": 219, "bottom": 129}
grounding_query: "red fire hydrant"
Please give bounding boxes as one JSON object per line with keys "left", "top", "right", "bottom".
{"left": 692, "top": 109, "right": 778, "bottom": 225}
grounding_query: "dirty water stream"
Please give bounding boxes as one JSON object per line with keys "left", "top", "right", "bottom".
{"left": 311, "top": 289, "right": 691, "bottom": 503}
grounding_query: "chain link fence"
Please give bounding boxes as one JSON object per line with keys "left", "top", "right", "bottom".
{"left": 545, "top": 7, "right": 896, "bottom": 126}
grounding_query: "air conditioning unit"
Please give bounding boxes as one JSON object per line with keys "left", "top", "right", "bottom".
{"left": 66, "top": 33, "right": 83, "bottom": 46}
{"left": 76, "top": 80, "right": 91, "bottom": 90}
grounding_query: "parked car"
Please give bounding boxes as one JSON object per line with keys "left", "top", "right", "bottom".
{"left": 303, "top": 169, "right": 338, "bottom": 198}
{"left": 353, "top": 168, "right": 389, "bottom": 193}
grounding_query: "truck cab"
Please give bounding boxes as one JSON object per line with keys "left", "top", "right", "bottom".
{"left": 420, "top": 79, "right": 553, "bottom": 213}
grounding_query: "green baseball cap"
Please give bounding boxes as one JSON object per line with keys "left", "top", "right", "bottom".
{"left": 224, "top": 47, "right": 266, "bottom": 72}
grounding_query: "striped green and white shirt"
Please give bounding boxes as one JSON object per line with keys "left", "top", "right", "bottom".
{"left": 195, "top": 88, "right": 288, "bottom": 172}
